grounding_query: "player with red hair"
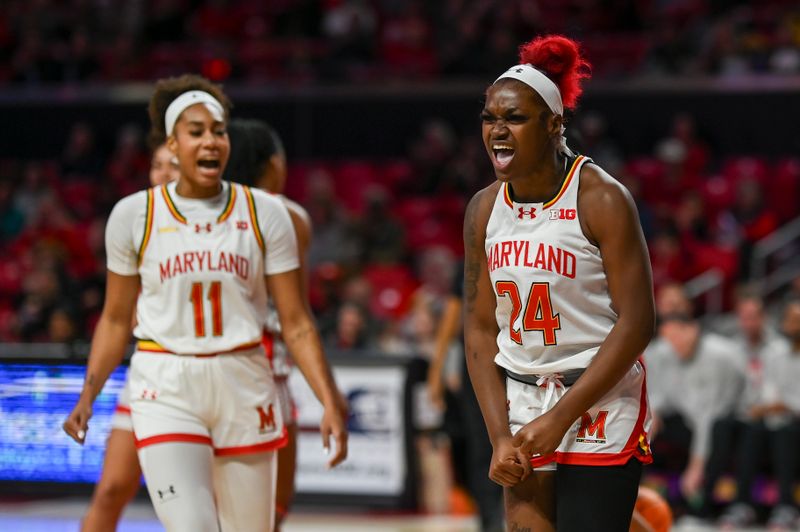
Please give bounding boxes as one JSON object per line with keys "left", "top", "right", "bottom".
{"left": 463, "top": 35, "right": 655, "bottom": 531}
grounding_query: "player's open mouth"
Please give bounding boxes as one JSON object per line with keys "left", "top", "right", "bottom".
{"left": 492, "top": 144, "right": 515, "bottom": 169}
{"left": 198, "top": 159, "right": 220, "bottom": 169}
{"left": 197, "top": 159, "right": 221, "bottom": 176}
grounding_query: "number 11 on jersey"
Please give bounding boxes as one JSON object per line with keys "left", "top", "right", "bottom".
{"left": 190, "top": 281, "right": 223, "bottom": 337}
{"left": 495, "top": 281, "right": 560, "bottom": 345}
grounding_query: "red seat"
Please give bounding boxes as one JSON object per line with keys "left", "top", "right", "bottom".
{"left": 770, "top": 158, "right": 800, "bottom": 222}
{"left": 721, "top": 156, "right": 769, "bottom": 184}
{"left": 362, "top": 264, "right": 418, "bottom": 320}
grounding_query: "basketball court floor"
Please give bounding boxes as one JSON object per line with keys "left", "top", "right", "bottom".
{"left": 0, "top": 498, "right": 770, "bottom": 531}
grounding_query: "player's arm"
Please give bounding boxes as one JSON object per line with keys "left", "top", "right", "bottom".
{"left": 463, "top": 186, "right": 531, "bottom": 486}
{"left": 517, "top": 166, "right": 655, "bottom": 454}
{"left": 426, "top": 294, "right": 461, "bottom": 410}
{"left": 268, "top": 269, "right": 347, "bottom": 467}
{"left": 63, "top": 272, "right": 140, "bottom": 444}
{"left": 287, "top": 207, "right": 312, "bottom": 299}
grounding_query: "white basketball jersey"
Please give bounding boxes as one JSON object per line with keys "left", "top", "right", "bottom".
{"left": 134, "top": 182, "right": 273, "bottom": 354}
{"left": 486, "top": 155, "right": 617, "bottom": 375}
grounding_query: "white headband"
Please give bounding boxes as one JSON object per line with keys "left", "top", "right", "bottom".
{"left": 495, "top": 64, "right": 563, "bottom": 116}
{"left": 494, "top": 63, "right": 572, "bottom": 155}
{"left": 164, "top": 90, "right": 225, "bottom": 137}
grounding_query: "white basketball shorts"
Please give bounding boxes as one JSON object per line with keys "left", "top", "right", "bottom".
{"left": 507, "top": 359, "right": 652, "bottom": 471}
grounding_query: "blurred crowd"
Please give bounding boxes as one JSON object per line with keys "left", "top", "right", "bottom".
{"left": 2, "top": 0, "right": 800, "bottom": 85}
{"left": 1, "top": 111, "right": 798, "bottom": 353}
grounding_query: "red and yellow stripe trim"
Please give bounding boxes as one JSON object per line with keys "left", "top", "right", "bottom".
{"left": 137, "top": 188, "right": 155, "bottom": 265}
{"left": 243, "top": 185, "right": 265, "bottom": 253}
{"left": 503, "top": 183, "right": 514, "bottom": 208}
{"left": 161, "top": 185, "right": 187, "bottom": 224}
{"left": 503, "top": 155, "right": 585, "bottom": 210}
{"left": 543, "top": 155, "right": 584, "bottom": 209}
{"left": 217, "top": 182, "right": 237, "bottom": 222}
{"left": 136, "top": 339, "right": 262, "bottom": 356}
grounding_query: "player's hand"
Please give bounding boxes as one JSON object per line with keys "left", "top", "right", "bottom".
{"left": 63, "top": 397, "right": 93, "bottom": 445}
{"left": 511, "top": 410, "right": 569, "bottom": 459}
{"left": 320, "top": 405, "right": 348, "bottom": 469}
{"left": 488, "top": 436, "right": 532, "bottom": 487}
{"left": 335, "top": 389, "right": 350, "bottom": 419}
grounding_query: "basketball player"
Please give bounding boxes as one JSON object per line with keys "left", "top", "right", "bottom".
{"left": 463, "top": 35, "right": 655, "bottom": 531}
{"left": 224, "top": 118, "right": 318, "bottom": 531}
{"left": 80, "top": 142, "right": 178, "bottom": 532}
{"left": 149, "top": 142, "right": 180, "bottom": 186}
{"left": 64, "top": 74, "right": 348, "bottom": 532}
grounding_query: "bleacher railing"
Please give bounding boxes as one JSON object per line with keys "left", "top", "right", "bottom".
{"left": 751, "top": 215, "right": 800, "bottom": 297}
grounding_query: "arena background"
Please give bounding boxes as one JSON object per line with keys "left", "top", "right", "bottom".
{"left": 1, "top": 1, "right": 799, "bottom": 530}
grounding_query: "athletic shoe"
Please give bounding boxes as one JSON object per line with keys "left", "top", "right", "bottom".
{"left": 718, "top": 502, "right": 757, "bottom": 529}
{"left": 767, "top": 504, "right": 800, "bottom": 531}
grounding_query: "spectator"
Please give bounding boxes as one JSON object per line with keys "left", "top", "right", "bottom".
{"left": 716, "top": 299, "right": 800, "bottom": 530}
{"left": 46, "top": 305, "right": 78, "bottom": 343}
{"left": 60, "top": 122, "right": 102, "bottom": 179}
{"left": 13, "top": 162, "right": 54, "bottom": 226}
{"left": 694, "top": 290, "right": 781, "bottom": 520}
{"left": 353, "top": 186, "right": 406, "bottom": 266}
{"left": 326, "top": 301, "right": 371, "bottom": 350}
{"left": 644, "top": 284, "right": 746, "bottom": 512}
{"left": 305, "top": 169, "right": 359, "bottom": 270}
{"left": 0, "top": 180, "right": 24, "bottom": 242}
{"left": 717, "top": 179, "right": 779, "bottom": 280}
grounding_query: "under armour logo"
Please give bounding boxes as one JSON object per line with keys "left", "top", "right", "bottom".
{"left": 140, "top": 389, "right": 158, "bottom": 400}
{"left": 515, "top": 68, "right": 524, "bottom": 73}
{"left": 518, "top": 207, "right": 536, "bottom": 219}
{"left": 195, "top": 222, "right": 212, "bottom": 233}
{"left": 157, "top": 485, "right": 177, "bottom": 501}
{"left": 236, "top": 220, "right": 248, "bottom": 230}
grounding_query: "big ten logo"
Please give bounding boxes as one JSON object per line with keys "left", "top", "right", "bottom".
{"left": 549, "top": 208, "right": 576, "bottom": 220}
{"left": 256, "top": 404, "right": 276, "bottom": 434}
{"left": 576, "top": 410, "right": 608, "bottom": 443}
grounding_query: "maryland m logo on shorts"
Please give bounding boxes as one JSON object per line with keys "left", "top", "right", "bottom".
{"left": 576, "top": 410, "right": 608, "bottom": 444}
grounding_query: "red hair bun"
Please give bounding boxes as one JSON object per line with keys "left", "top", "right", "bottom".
{"left": 519, "top": 35, "right": 591, "bottom": 110}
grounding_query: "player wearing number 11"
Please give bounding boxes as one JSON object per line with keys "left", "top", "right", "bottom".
{"left": 63, "top": 74, "right": 347, "bottom": 532}
{"left": 463, "top": 36, "right": 655, "bottom": 531}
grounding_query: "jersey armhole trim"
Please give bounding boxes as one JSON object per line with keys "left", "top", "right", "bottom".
{"left": 543, "top": 155, "right": 584, "bottom": 209}
{"left": 217, "top": 181, "right": 237, "bottom": 222}
{"left": 137, "top": 188, "right": 155, "bottom": 266}
{"left": 161, "top": 184, "right": 188, "bottom": 224}
{"left": 243, "top": 185, "right": 265, "bottom": 253}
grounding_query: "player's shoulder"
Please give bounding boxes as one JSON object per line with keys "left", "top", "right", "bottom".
{"left": 466, "top": 181, "right": 502, "bottom": 223}
{"left": 110, "top": 188, "right": 150, "bottom": 216}
{"left": 578, "top": 160, "right": 634, "bottom": 209}
{"left": 280, "top": 196, "right": 311, "bottom": 226}
{"left": 245, "top": 186, "right": 287, "bottom": 211}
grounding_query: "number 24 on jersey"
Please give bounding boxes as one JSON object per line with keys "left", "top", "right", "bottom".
{"left": 496, "top": 281, "right": 561, "bottom": 345}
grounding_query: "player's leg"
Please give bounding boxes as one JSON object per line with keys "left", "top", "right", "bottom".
{"left": 461, "top": 374, "right": 504, "bottom": 531}
{"left": 275, "top": 423, "right": 297, "bottom": 530}
{"left": 504, "top": 470, "right": 556, "bottom": 532}
{"left": 556, "top": 459, "right": 642, "bottom": 532}
{"left": 138, "top": 442, "right": 218, "bottom": 531}
{"left": 213, "top": 450, "right": 277, "bottom": 532}
{"left": 82, "top": 429, "right": 142, "bottom": 532}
